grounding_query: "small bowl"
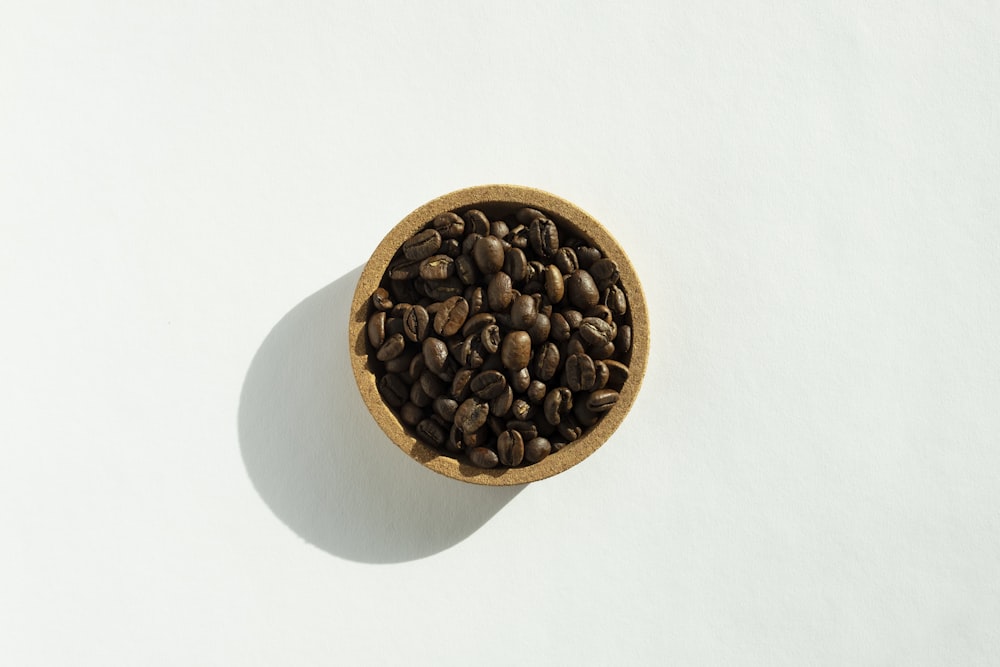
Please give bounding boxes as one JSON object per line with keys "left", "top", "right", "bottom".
{"left": 349, "top": 185, "right": 649, "bottom": 485}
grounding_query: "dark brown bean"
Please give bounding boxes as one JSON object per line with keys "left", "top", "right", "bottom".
{"left": 371, "top": 287, "right": 393, "bottom": 311}
{"left": 422, "top": 277, "right": 464, "bottom": 300}
{"left": 565, "top": 270, "right": 600, "bottom": 309}
{"left": 470, "top": 370, "right": 507, "bottom": 400}
{"left": 419, "top": 371, "right": 445, "bottom": 399}
{"left": 604, "top": 284, "right": 627, "bottom": 315}
{"left": 440, "top": 238, "right": 461, "bottom": 257}
{"left": 544, "top": 265, "right": 565, "bottom": 303}
{"left": 463, "top": 209, "right": 490, "bottom": 236}
{"left": 618, "top": 324, "right": 632, "bottom": 355}
{"left": 554, "top": 247, "right": 579, "bottom": 274}
{"left": 573, "top": 400, "right": 600, "bottom": 427}
{"left": 509, "top": 367, "right": 531, "bottom": 393}
{"left": 473, "top": 235, "right": 505, "bottom": 274}
{"left": 575, "top": 246, "right": 601, "bottom": 269}
{"left": 501, "top": 331, "right": 532, "bottom": 370}
{"left": 565, "top": 352, "right": 596, "bottom": 392}
{"left": 481, "top": 324, "right": 501, "bottom": 354}
{"left": 604, "top": 360, "right": 630, "bottom": 389}
{"left": 399, "top": 402, "right": 423, "bottom": 426}
{"left": 528, "top": 218, "right": 559, "bottom": 257}
{"left": 368, "top": 311, "right": 386, "bottom": 348}
{"left": 543, "top": 387, "right": 573, "bottom": 425}
{"left": 515, "top": 207, "right": 546, "bottom": 225}
{"left": 384, "top": 350, "right": 414, "bottom": 374}
{"left": 416, "top": 418, "right": 447, "bottom": 447}
{"left": 403, "top": 305, "right": 430, "bottom": 342}
{"left": 533, "top": 341, "right": 560, "bottom": 381}
{"left": 487, "top": 272, "right": 514, "bottom": 311}
{"left": 376, "top": 332, "right": 406, "bottom": 361}
{"left": 455, "top": 254, "right": 478, "bottom": 285}
{"left": 450, "top": 368, "right": 474, "bottom": 401}
{"left": 490, "top": 386, "right": 514, "bottom": 417}
{"left": 462, "top": 312, "right": 495, "bottom": 337}
{"left": 419, "top": 254, "right": 454, "bottom": 280}
{"left": 589, "top": 258, "right": 620, "bottom": 290}
{"left": 403, "top": 229, "right": 442, "bottom": 261}
{"left": 550, "top": 312, "right": 571, "bottom": 341}
{"left": 456, "top": 398, "right": 490, "bottom": 433}
{"left": 491, "top": 219, "right": 509, "bottom": 239}
{"left": 434, "top": 296, "right": 469, "bottom": 337}
{"left": 511, "top": 399, "right": 535, "bottom": 421}
{"left": 586, "top": 388, "right": 619, "bottom": 412}
{"left": 593, "top": 360, "right": 610, "bottom": 390}
{"left": 589, "top": 341, "right": 615, "bottom": 360}
{"left": 378, "top": 373, "right": 409, "bottom": 408}
{"left": 432, "top": 212, "right": 465, "bottom": 238}
{"left": 524, "top": 437, "right": 551, "bottom": 463}
{"left": 409, "top": 380, "right": 433, "bottom": 408}
{"left": 503, "top": 247, "right": 529, "bottom": 283}
{"left": 468, "top": 446, "right": 499, "bottom": 469}
{"left": 497, "top": 430, "right": 524, "bottom": 467}
{"left": 422, "top": 337, "right": 449, "bottom": 374}
{"left": 579, "top": 317, "right": 614, "bottom": 346}
{"left": 389, "top": 257, "right": 422, "bottom": 280}
{"left": 526, "top": 380, "right": 547, "bottom": 404}
{"left": 510, "top": 294, "right": 538, "bottom": 330}
{"left": 506, "top": 420, "right": 538, "bottom": 442}
{"left": 557, "top": 416, "right": 583, "bottom": 442}
{"left": 527, "top": 312, "right": 550, "bottom": 344}
{"left": 433, "top": 396, "right": 459, "bottom": 422}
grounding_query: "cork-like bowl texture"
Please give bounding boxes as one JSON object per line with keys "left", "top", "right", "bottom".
{"left": 349, "top": 185, "right": 649, "bottom": 485}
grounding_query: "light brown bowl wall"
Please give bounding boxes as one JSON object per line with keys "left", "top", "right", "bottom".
{"left": 349, "top": 185, "right": 649, "bottom": 485}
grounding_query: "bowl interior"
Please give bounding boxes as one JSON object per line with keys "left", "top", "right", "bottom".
{"left": 349, "top": 185, "right": 648, "bottom": 485}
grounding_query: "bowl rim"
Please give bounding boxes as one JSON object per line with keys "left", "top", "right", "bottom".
{"left": 348, "top": 184, "right": 649, "bottom": 485}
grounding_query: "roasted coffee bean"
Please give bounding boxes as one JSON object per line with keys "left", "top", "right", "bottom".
{"left": 434, "top": 296, "right": 469, "bottom": 336}
{"left": 487, "top": 272, "right": 514, "bottom": 311}
{"left": 456, "top": 398, "right": 490, "bottom": 433}
{"left": 604, "top": 284, "right": 627, "bottom": 315}
{"left": 491, "top": 219, "right": 509, "bottom": 239}
{"left": 490, "top": 386, "right": 514, "bottom": 417}
{"left": 527, "top": 312, "right": 550, "bottom": 344}
{"left": 509, "top": 367, "right": 531, "bottom": 393}
{"left": 544, "top": 265, "right": 565, "bottom": 303}
{"left": 368, "top": 311, "right": 387, "bottom": 348}
{"left": 557, "top": 417, "right": 583, "bottom": 442}
{"left": 416, "top": 418, "right": 447, "bottom": 448}
{"left": 579, "top": 317, "right": 614, "bottom": 346}
{"left": 409, "top": 380, "right": 433, "bottom": 408}
{"left": 408, "top": 352, "right": 426, "bottom": 382}
{"left": 589, "top": 258, "right": 620, "bottom": 290}
{"left": 463, "top": 209, "right": 491, "bottom": 236}
{"left": 574, "top": 246, "right": 601, "bottom": 269}
{"left": 604, "top": 360, "right": 629, "bottom": 389}
{"left": 445, "top": 425, "right": 464, "bottom": 454}
{"left": 589, "top": 341, "right": 615, "bottom": 360}
{"left": 419, "top": 254, "right": 454, "bottom": 280}
{"left": 473, "top": 235, "right": 505, "bottom": 274}
{"left": 586, "top": 388, "right": 619, "bottom": 412}
{"left": 455, "top": 254, "right": 478, "bottom": 285}
{"left": 467, "top": 286, "right": 485, "bottom": 314}
{"left": 403, "top": 229, "right": 442, "bottom": 261}
{"left": 378, "top": 373, "right": 409, "bottom": 408}
{"left": 593, "top": 360, "right": 610, "bottom": 390}
{"left": 497, "top": 430, "right": 524, "bottom": 467}
{"left": 573, "top": 400, "right": 600, "bottom": 427}
{"left": 468, "top": 446, "right": 499, "bottom": 469}
{"left": 565, "top": 269, "right": 600, "bottom": 309}
{"left": 563, "top": 309, "right": 584, "bottom": 330}
{"left": 384, "top": 351, "right": 414, "bottom": 374}
{"left": 419, "top": 371, "right": 445, "bottom": 400}
{"left": 463, "top": 426, "right": 488, "bottom": 448}
{"left": 462, "top": 312, "right": 495, "bottom": 337}
{"left": 528, "top": 218, "right": 559, "bottom": 257}
{"left": 441, "top": 238, "right": 461, "bottom": 257}
{"left": 450, "top": 368, "right": 474, "bottom": 401}
{"left": 526, "top": 380, "right": 548, "bottom": 404}
{"left": 423, "top": 277, "right": 464, "bottom": 300}
{"left": 399, "top": 402, "right": 424, "bottom": 426}
{"left": 423, "top": 337, "right": 450, "bottom": 374}
{"left": 510, "top": 294, "right": 538, "bottom": 330}
{"left": 550, "top": 312, "right": 571, "bottom": 341}
{"left": 511, "top": 399, "right": 535, "bottom": 421}
{"left": 371, "top": 287, "right": 393, "bottom": 311}
{"left": 376, "top": 333, "right": 406, "bottom": 361}
{"left": 506, "top": 420, "right": 538, "bottom": 442}
{"left": 432, "top": 212, "right": 465, "bottom": 238}
{"left": 389, "top": 257, "right": 422, "bottom": 280}
{"left": 585, "top": 304, "right": 614, "bottom": 325}
{"left": 618, "top": 324, "right": 632, "bottom": 355}
{"left": 565, "top": 352, "right": 597, "bottom": 392}
{"left": 504, "top": 247, "right": 529, "bottom": 283}
{"left": 462, "top": 232, "right": 483, "bottom": 256}
{"left": 457, "top": 334, "right": 486, "bottom": 369}
{"left": 554, "top": 247, "right": 579, "bottom": 274}
{"left": 543, "top": 387, "right": 573, "bottom": 425}
{"left": 524, "top": 437, "right": 551, "bottom": 463}
{"left": 403, "top": 305, "right": 430, "bottom": 342}
{"left": 501, "top": 331, "right": 532, "bottom": 370}
{"left": 470, "top": 370, "right": 507, "bottom": 400}
{"left": 385, "top": 316, "right": 405, "bottom": 339}
{"left": 433, "top": 396, "right": 459, "bottom": 422}
{"left": 533, "top": 341, "right": 560, "bottom": 381}
{"left": 515, "top": 207, "right": 546, "bottom": 224}
{"left": 566, "top": 334, "right": 587, "bottom": 357}
{"left": 481, "top": 324, "right": 501, "bottom": 354}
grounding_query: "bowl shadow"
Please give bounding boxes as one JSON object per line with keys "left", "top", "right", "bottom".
{"left": 237, "top": 266, "right": 523, "bottom": 563}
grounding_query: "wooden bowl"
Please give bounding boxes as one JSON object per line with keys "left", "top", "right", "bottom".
{"left": 349, "top": 185, "right": 649, "bottom": 485}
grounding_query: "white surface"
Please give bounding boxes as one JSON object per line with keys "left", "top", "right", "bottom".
{"left": 2, "top": 2, "right": 998, "bottom": 665}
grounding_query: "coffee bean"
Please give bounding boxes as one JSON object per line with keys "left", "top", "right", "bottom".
{"left": 566, "top": 333, "right": 587, "bottom": 357}
{"left": 408, "top": 353, "right": 426, "bottom": 382}
{"left": 509, "top": 367, "right": 531, "bottom": 393}
{"left": 456, "top": 398, "right": 490, "bottom": 433}
{"left": 543, "top": 387, "right": 573, "bottom": 425}
{"left": 585, "top": 304, "right": 614, "bottom": 325}
{"left": 376, "top": 332, "right": 406, "bottom": 361}
{"left": 481, "top": 324, "right": 501, "bottom": 354}
{"left": 589, "top": 258, "right": 620, "bottom": 290}
{"left": 501, "top": 331, "right": 532, "bottom": 370}
{"left": 371, "top": 287, "right": 393, "bottom": 311}
{"left": 467, "top": 286, "right": 485, "bottom": 314}
{"left": 462, "top": 312, "right": 496, "bottom": 337}
{"left": 506, "top": 420, "right": 538, "bottom": 442}
{"left": 419, "top": 254, "right": 454, "bottom": 280}
{"left": 432, "top": 212, "right": 465, "bottom": 238}
{"left": 422, "top": 276, "right": 464, "bottom": 300}
{"left": 399, "top": 402, "right": 423, "bottom": 426}
{"left": 575, "top": 246, "right": 601, "bottom": 269}
{"left": 528, "top": 218, "right": 559, "bottom": 257}
{"left": 550, "top": 312, "right": 571, "bottom": 341}
{"left": 490, "top": 385, "right": 514, "bottom": 417}
{"left": 497, "top": 430, "right": 524, "bottom": 466}
{"left": 450, "top": 368, "right": 474, "bottom": 401}
{"left": 455, "top": 254, "right": 478, "bottom": 285}
{"left": 511, "top": 399, "right": 535, "bottom": 421}
{"left": 544, "top": 265, "right": 565, "bottom": 303}
{"left": 434, "top": 296, "right": 469, "bottom": 336}
{"left": 473, "top": 235, "right": 505, "bottom": 274}
{"left": 565, "top": 352, "right": 596, "bottom": 392}
{"left": 403, "top": 229, "right": 442, "bottom": 261}
{"left": 419, "top": 371, "right": 445, "bottom": 400}
{"left": 618, "top": 324, "right": 632, "bottom": 355}
{"left": 504, "top": 248, "right": 529, "bottom": 283}
{"left": 554, "top": 247, "right": 579, "bottom": 274}
{"left": 384, "top": 351, "right": 414, "bottom": 374}
{"left": 416, "top": 418, "right": 447, "bottom": 448}
{"left": 409, "top": 380, "right": 433, "bottom": 408}
{"left": 524, "top": 437, "right": 551, "bottom": 463}
{"left": 527, "top": 312, "right": 550, "bottom": 344}
{"left": 557, "top": 416, "right": 583, "bottom": 442}
{"left": 487, "top": 272, "right": 514, "bottom": 311}
{"left": 510, "top": 294, "right": 538, "bottom": 330}
{"left": 440, "top": 238, "right": 461, "bottom": 257}
{"left": 604, "top": 284, "right": 627, "bottom": 315}
{"left": 579, "top": 317, "right": 614, "bottom": 346}
{"left": 515, "top": 207, "right": 546, "bottom": 225}
{"left": 368, "top": 311, "right": 386, "bottom": 348}
{"left": 389, "top": 257, "right": 422, "bottom": 280}
{"left": 604, "top": 359, "right": 629, "bottom": 389}
{"left": 573, "top": 400, "right": 600, "bottom": 427}
{"left": 586, "top": 388, "right": 619, "bottom": 412}
{"left": 565, "top": 270, "right": 600, "bottom": 309}
{"left": 378, "top": 373, "right": 409, "bottom": 408}
{"left": 433, "top": 396, "right": 459, "bottom": 422}
{"left": 533, "top": 341, "right": 560, "bottom": 381}
{"left": 463, "top": 209, "right": 490, "bottom": 236}
{"left": 593, "top": 360, "right": 610, "bottom": 390}
{"left": 403, "top": 305, "right": 430, "bottom": 342}
{"left": 526, "top": 380, "right": 547, "bottom": 404}
{"left": 422, "top": 337, "right": 450, "bottom": 374}
{"left": 491, "top": 219, "right": 509, "bottom": 239}
{"left": 467, "top": 446, "right": 499, "bottom": 469}
{"left": 589, "top": 341, "right": 615, "bottom": 360}
{"left": 563, "top": 309, "right": 584, "bottom": 330}
{"left": 470, "top": 370, "right": 507, "bottom": 400}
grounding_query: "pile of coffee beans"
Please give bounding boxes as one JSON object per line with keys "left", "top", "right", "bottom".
{"left": 366, "top": 206, "right": 632, "bottom": 469}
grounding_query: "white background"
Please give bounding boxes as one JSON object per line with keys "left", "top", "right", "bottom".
{"left": 2, "top": 2, "right": 998, "bottom": 665}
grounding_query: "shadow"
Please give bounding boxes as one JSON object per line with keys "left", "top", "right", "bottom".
{"left": 237, "top": 266, "right": 523, "bottom": 563}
